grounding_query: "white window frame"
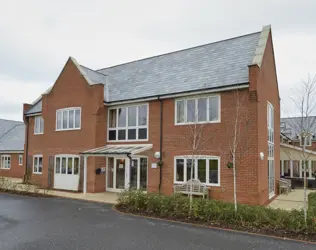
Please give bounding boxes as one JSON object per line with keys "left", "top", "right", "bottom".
{"left": 33, "top": 155, "right": 43, "bottom": 174}
{"left": 1, "top": 155, "right": 11, "bottom": 169}
{"left": 299, "top": 132, "right": 312, "bottom": 147}
{"left": 34, "top": 116, "right": 44, "bottom": 134}
{"left": 19, "top": 155, "right": 23, "bottom": 166}
{"left": 174, "top": 155, "right": 220, "bottom": 187}
{"left": 107, "top": 103, "right": 149, "bottom": 142}
{"left": 54, "top": 154, "right": 80, "bottom": 175}
{"left": 175, "top": 94, "right": 221, "bottom": 125}
{"left": 56, "top": 107, "right": 81, "bottom": 131}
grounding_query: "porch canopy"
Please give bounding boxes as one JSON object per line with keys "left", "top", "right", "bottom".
{"left": 80, "top": 144, "right": 153, "bottom": 194}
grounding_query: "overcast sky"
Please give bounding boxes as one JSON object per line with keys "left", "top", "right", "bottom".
{"left": 0, "top": 0, "right": 315, "bottom": 121}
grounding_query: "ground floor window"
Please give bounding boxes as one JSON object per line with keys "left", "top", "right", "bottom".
{"left": 55, "top": 155, "right": 79, "bottom": 175}
{"left": 33, "top": 155, "right": 43, "bottom": 174}
{"left": 1, "top": 155, "right": 11, "bottom": 169}
{"left": 174, "top": 156, "right": 220, "bottom": 186}
{"left": 19, "top": 155, "right": 23, "bottom": 166}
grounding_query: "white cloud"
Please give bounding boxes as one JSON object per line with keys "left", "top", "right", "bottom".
{"left": 0, "top": 0, "right": 316, "bottom": 120}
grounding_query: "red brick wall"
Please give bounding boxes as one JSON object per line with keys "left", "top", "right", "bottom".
{"left": 0, "top": 153, "right": 24, "bottom": 178}
{"left": 255, "top": 31, "right": 280, "bottom": 205}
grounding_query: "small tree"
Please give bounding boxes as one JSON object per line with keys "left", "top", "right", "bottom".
{"left": 285, "top": 74, "right": 316, "bottom": 224}
{"left": 179, "top": 98, "right": 219, "bottom": 212}
{"left": 225, "top": 89, "right": 254, "bottom": 212}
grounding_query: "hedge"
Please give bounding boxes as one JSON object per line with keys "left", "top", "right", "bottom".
{"left": 117, "top": 190, "right": 316, "bottom": 235}
{"left": 309, "top": 192, "right": 316, "bottom": 214}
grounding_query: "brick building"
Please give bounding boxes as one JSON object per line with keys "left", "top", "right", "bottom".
{"left": 22, "top": 25, "right": 280, "bottom": 205}
{"left": 0, "top": 119, "right": 25, "bottom": 178}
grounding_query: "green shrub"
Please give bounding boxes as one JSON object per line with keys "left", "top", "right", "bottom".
{"left": 117, "top": 190, "right": 316, "bottom": 233}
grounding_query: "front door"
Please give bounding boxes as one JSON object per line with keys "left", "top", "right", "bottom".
{"left": 106, "top": 157, "right": 148, "bottom": 192}
{"left": 106, "top": 157, "right": 127, "bottom": 192}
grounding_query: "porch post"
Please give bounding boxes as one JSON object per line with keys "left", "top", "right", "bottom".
{"left": 290, "top": 160, "right": 293, "bottom": 178}
{"left": 308, "top": 160, "right": 312, "bottom": 179}
{"left": 280, "top": 160, "right": 284, "bottom": 176}
{"left": 84, "top": 156, "right": 88, "bottom": 194}
{"left": 299, "top": 160, "right": 303, "bottom": 178}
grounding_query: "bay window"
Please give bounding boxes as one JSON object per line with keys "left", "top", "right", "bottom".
{"left": 175, "top": 95, "right": 220, "bottom": 124}
{"left": 108, "top": 104, "right": 148, "bottom": 141}
{"left": 174, "top": 156, "right": 220, "bottom": 186}
{"left": 56, "top": 108, "right": 81, "bottom": 131}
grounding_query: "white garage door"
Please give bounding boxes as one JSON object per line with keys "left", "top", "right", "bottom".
{"left": 54, "top": 155, "right": 80, "bottom": 191}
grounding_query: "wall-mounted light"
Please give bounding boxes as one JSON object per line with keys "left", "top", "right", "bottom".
{"left": 260, "top": 152, "right": 264, "bottom": 161}
{"left": 154, "top": 151, "right": 161, "bottom": 159}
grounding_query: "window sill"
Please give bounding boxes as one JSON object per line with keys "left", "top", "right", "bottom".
{"left": 174, "top": 182, "right": 220, "bottom": 187}
{"left": 0, "top": 168, "right": 10, "bottom": 170}
{"left": 33, "top": 172, "right": 42, "bottom": 175}
{"left": 107, "top": 139, "right": 149, "bottom": 143}
{"left": 34, "top": 133, "right": 44, "bottom": 135}
{"left": 55, "top": 128, "right": 81, "bottom": 132}
{"left": 175, "top": 120, "right": 221, "bottom": 126}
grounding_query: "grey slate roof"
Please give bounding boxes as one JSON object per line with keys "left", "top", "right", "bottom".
{"left": 25, "top": 31, "right": 261, "bottom": 114}
{"left": 0, "top": 119, "right": 25, "bottom": 152}
{"left": 26, "top": 100, "right": 42, "bottom": 115}
{"left": 98, "top": 32, "right": 260, "bottom": 102}
{"left": 281, "top": 117, "right": 316, "bottom": 139}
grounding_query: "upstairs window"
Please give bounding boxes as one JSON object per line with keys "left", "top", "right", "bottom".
{"left": 299, "top": 132, "right": 312, "bottom": 147}
{"left": 108, "top": 104, "right": 148, "bottom": 141}
{"left": 175, "top": 95, "right": 220, "bottom": 124}
{"left": 56, "top": 108, "right": 81, "bottom": 131}
{"left": 34, "top": 116, "right": 44, "bottom": 134}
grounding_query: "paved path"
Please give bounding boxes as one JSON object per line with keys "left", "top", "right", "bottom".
{"left": 0, "top": 194, "right": 314, "bottom": 250}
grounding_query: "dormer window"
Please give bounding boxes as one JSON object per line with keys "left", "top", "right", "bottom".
{"left": 299, "top": 132, "right": 312, "bottom": 147}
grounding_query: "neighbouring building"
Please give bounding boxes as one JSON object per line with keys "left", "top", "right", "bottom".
{"left": 23, "top": 25, "right": 280, "bottom": 205}
{"left": 0, "top": 119, "right": 25, "bottom": 178}
{"left": 280, "top": 117, "right": 316, "bottom": 188}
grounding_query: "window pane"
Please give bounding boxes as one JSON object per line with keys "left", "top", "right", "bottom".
{"left": 56, "top": 158, "right": 60, "bottom": 174}
{"left": 67, "top": 157, "right": 73, "bottom": 174}
{"left": 138, "top": 105, "right": 147, "bottom": 126}
{"left": 187, "top": 159, "right": 194, "bottom": 180}
{"left": 176, "top": 101, "right": 185, "bottom": 123}
{"left": 209, "top": 159, "right": 218, "bottom": 184}
{"left": 128, "top": 106, "right": 137, "bottom": 126}
{"left": 187, "top": 100, "right": 196, "bottom": 122}
{"left": 198, "top": 98, "right": 207, "bottom": 122}
{"left": 69, "top": 110, "right": 74, "bottom": 128}
{"left": 118, "top": 130, "right": 126, "bottom": 140}
{"left": 109, "top": 130, "right": 116, "bottom": 140}
{"left": 118, "top": 108, "right": 127, "bottom": 127}
{"left": 38, "top": 157, "right": 43, "bottom": 173}
{"left": 128, "top": 129, "right": 136, "bottom": 140}
{"left": 138, "top": 128, "right": 147, "bottom": 140}
{"left": 61, "top": 157, "right": 67, "bottom": 174}
{"left": 57, "top": 111, "right": 61, "bottom": 130}
{"left": 62, "top": 110, "right": 68, "bottom": 129}
{"left": 140, "top": 158, "right": 147, "bottom": 190}
{"left": 209, "top": 96, "right": 219, "bottom": 121}
{"left": 34, "top": 157, "right": 38, "bottom": 172}
{"left": 176, "top": 159, "right": 184, "bottom": 182}
{"left": 197, "top": 159, "right": 206, "bottom": 183}
{"left": 74, "top": 158, "right": 79, "bottom": 175}
{"left": 109, "top": 109, "right": 117, "bottom": 128}
{"left": 75, "top": 109, "right": 80, "bottom": 128}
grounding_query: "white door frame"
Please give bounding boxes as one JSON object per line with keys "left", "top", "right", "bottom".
{"left": 106, "top": 155, "right": 148, "bottom": 192}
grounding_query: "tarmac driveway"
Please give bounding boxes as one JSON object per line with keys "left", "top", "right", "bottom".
{"left": 0, "top": 194, "right": 314, "bottom": 250}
